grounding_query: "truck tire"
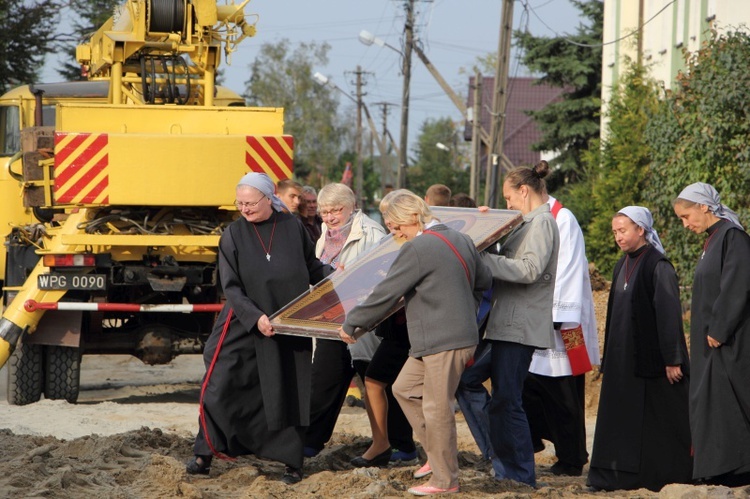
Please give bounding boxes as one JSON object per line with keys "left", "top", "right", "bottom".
{"left": 43, "top": 345, "right": 81, "bottom": 403}
{"left": 6, "top": 342, "right": 44, "bottom": 405}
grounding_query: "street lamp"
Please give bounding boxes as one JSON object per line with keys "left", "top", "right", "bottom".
{"left": 359, "top": 29, "right": 413, "bottom": 190}
{"left": 359, "top": 30, "right": 400, "bottom": 53}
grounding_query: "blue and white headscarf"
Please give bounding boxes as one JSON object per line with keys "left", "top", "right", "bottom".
{"left": 677, "top": 182, "right": 743, "bottom": 229}
{"left": 237, "top": 172, "right": 287, "bottom": 212}
{"left": 618, "top": 206, "right": 666, "bottom": 255}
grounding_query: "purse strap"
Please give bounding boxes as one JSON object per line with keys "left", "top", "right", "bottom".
{"left": 423, "top": 230, "right": 471, "bottom": 284}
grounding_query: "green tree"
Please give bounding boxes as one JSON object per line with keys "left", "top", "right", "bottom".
{"left": 514, "top": 0, "right": 603, "bottom": 188}
{"left": 244, "top": 40, "right": 342, "bottom": 181}
{"left": 587, "top": 60, "right": 660, "bottom": 276}
{"left": 406, "top": 117, "right": 469, "bottom": 196}
{"left": 0, "top": 0, "right": 60, "bottom": 93}
{"left": 56, "top": 0, "right": 119, "bottom": 81}
{"left": 645, "top": 30, "right": 750, "bottom": 287}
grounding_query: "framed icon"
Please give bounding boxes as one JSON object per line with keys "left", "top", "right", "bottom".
{"left": 270, "top": 207, "right": 522, "bottom": 339}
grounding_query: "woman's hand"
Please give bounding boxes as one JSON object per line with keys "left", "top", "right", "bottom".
{"left": 257, "top": 314, "right": 275, "bottom": 337}
{"left": 666, "top": 365, "right": 683, "bottom": 384}
{"left": 707, "top": 334, "right": 722, "bottom": 348}
{"left": 478, "top": 206, "right": 490, "bottom": 213}
{"left": 338, "top": 326, "right": 356, "bottom": 344}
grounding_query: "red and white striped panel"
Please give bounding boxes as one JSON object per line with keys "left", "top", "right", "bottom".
{"left": 54, "top": 132, "right": 110, "bottom": 205}
{"left": 245, "top": 135, "right": 294, "bottom": 181}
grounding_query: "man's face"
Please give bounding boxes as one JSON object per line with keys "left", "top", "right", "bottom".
{"left": 303, "top": 192, "right": 318, "bottom": 217}
{"left": 279, "top": 188, "right": 301, "bottom": 213}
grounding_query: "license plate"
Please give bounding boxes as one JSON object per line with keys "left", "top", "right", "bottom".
{"left": 37, "top": 273, "right": 107, "bottom": 291}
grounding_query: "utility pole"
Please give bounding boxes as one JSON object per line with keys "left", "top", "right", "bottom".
{"left": 411, "top": 42, "right": 516, "bottom": 185}
{"left": 397, "top": 0, "right": 415, "bottom": 189}
{"left": 485, "top": 0, "right": 514, "bottom": 207}
{"left": 355, "top": 65, "right": 365, "bottom": 208}
{"left": 470, "top": 72, "right": 482, "bottom": 201}
{"left": 375, "top": 101, "right": 397, "bottom": 190}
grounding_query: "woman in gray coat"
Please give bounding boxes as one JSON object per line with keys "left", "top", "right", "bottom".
{"left": 481, "top": 161, "right": 559, "bottom": 487}
{"left": 340, "top": 190, "right": 492, "bottom": 495}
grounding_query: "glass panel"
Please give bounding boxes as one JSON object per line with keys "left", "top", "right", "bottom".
{"left": 42, "top": 105, "right": 56, "bottom": 127}
{"left": 270, "top": 206, "right": 522, "bottom": 339}
{"left": 0, "top": 105, "right": 21, "bottom": 156}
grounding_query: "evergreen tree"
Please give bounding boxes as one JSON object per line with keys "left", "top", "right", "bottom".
{"left": 514, "top": 0, "right": 603, "bottom": 188}
{"left": 0, "top": 0, "right": 60, "bottom": 92}
{"left": 587, "top": 60, "right": 660, "bottom": 276}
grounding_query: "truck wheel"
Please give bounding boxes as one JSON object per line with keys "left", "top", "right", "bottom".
{"left": 43, "top": 346, "right": 81, "bottom": 403}
{"left": 6, "top": 342, "right": 44, "bottom": 405}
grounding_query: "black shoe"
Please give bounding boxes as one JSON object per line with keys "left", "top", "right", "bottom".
{"left": 281, "top": 466, "right": 304, "bottom": 485}
{"left": 549, "top": 462, "right": 583, "bottom": 477}
{"left": 186, "top": 455, "right": 212, "bottom": 475}
{"left": 350, "top": 447, "right": 392, "bottom": 468}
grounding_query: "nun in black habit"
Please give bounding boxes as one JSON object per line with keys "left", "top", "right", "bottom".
{"left": 674, "top": 183, "right": 750, "bottom": 487}
{"left": 588, "top": 206, "right": 692, "bottom": 492}
{"left": 187, "top": 172, "right": 331, "bottom": 484}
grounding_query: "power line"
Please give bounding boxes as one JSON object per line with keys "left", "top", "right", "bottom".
{"left": 525, "top": 0, "right": 678, "bottom": 48}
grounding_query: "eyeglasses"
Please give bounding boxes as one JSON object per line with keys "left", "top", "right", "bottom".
{"left": 235, "top": 197, "right": 266, "bottom": 209}
{"left": 319, "top": 206, "right": 345, "bottom": 218}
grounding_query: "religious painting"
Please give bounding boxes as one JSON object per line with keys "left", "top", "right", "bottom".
{"left": 269, "top": 207, "right": 522, "bottom": 339}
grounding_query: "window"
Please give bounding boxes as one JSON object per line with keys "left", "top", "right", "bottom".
{"left": 0, "top": 105, "right": 21, "bottom": 156}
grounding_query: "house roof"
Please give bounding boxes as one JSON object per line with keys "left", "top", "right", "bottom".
{"left": 465, "top": 76, "right": 565, "bottom": 168}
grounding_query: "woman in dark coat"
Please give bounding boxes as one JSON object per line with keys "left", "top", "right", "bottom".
{"left": 588, "top": 206, "right": 692, "bottom": 492}
{"left": 187, "top": 172, "right": 330, "bottom": 484}
{"left": 674, "top": 183, "right": 750, "bottom": 486}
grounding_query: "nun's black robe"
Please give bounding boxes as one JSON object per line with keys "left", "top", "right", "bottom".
{"left": 689, "top": 220, "right": 750, "bottom": 484}
{"left": 588, "top": 246, "right": 692, "bottom": 491}
{"left": 194, "top": 211, "right": 330, "bottom": 469}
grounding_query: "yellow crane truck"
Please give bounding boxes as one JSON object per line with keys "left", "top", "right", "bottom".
{"left": 0, "top": 0, "right": 292, "bottom": 404}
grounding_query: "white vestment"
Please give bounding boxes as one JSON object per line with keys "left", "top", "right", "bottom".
{"left": 529, "top": 196, "right": 600, "bottom": 377}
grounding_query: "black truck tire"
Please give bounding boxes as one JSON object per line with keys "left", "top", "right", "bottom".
{"left": 43, "top": 345, "right": 81, "bottom": 403}
{"left": 6, "top": 341, "right": 44, "bottom": 405}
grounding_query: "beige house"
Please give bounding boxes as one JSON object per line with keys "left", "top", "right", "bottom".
{"left": 602, "top": 0, "right": 750, "bottom": 132}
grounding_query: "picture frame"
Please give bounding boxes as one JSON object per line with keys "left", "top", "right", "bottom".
{"left": 269, "top": 207, "right": 522, "bottom": 339}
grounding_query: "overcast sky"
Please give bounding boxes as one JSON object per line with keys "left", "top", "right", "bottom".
{"left": 43, "top": 0, "right": 585, "bottom": 149}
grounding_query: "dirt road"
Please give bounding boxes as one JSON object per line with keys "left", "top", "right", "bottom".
{"left": 0, "top": 350, "right": 745, "bottom": 497}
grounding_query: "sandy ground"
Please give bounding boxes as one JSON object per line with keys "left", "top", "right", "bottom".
{"left": 0, "top": 289, "right": 748, "bottom": 498}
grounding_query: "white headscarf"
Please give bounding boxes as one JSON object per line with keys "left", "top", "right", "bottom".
{"left": 618, "top": 206, "right": 666, "bottom": 255}
{"left": 237, "top": 172, "right": 287, "bottom": 212}
{"left": 677, "top": 182, "right": 743, "bottom": 229}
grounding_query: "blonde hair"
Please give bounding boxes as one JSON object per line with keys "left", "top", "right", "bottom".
{"left": 317, "top": 183, "right": 356, "bottom": 210}
{"left": 380, "top": 189, "right": 435, "bottom": 230}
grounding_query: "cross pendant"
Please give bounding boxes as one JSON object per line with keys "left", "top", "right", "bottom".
{"left": 266, "top": 253, "right": 271, "bottom": 262}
